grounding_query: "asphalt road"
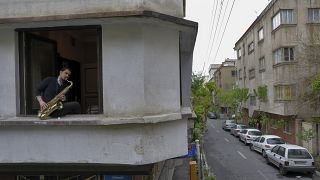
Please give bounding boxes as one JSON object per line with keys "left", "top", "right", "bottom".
{"left": 204, "top": 118, "right": 318, "bottom": 180}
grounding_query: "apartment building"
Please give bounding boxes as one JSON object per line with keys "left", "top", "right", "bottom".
{"left": 210, "top": 59, "right": 237, "bottom": 115}
{"left": 208, "top": 64, "right": 221, "bottom": 82}
{"left": 234, "top": 0, "right": 320, "bottom": 152}
{"left": 0, "top": 0, "right": 197, "bottom": 179}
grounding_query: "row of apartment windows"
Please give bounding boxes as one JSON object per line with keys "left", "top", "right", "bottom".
{"left": 237, "top": 8, "right": 320, "bottom": 59}
{"left": 249, "top": 85, "right": 295, "bottom": 107}
{"left": 238, "top": 47, "right": 295, "bottom": 81}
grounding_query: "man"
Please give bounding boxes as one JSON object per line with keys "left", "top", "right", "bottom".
{"left": 35, "top": 67, "right": 81, "bottom": 118}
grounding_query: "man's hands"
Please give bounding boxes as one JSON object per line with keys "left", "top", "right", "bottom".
{"left": 37, "top": 96, "right": 48, "bottom": 111}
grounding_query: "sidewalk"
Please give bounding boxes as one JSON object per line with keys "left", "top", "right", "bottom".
{"left": 172, "top": 158, "right": 190, "bottom": 180}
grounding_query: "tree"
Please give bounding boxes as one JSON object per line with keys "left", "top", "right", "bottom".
{"left": 191, "top": 73, "right": 218, "bottom": 140}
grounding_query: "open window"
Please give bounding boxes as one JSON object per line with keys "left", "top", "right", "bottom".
{"left": 17, "top": 26, "right": 102, "bottom": 115}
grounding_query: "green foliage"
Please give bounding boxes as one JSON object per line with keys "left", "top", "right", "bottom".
{"left": 248, "top": 117, "right": 257, "bottom": 128}
{"left": 311, "top": 74, "right": 320, "bottom": 93}
{"left": 191, "top": 73, "right": 218, "bottom": 140}
{"left": 296, "top": 128, "right": 315, "bottom": 142}
{"left": 254, "top": 85, "right": 268, "bottom": 102}
{"left": 204, "top": 166, "right": 216, "bottom": 180}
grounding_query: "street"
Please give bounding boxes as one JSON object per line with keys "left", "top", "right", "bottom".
{"left": 204, "top": 118, "right": 318, "bottom": 180}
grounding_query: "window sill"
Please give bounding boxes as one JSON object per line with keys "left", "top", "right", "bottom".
{"left": 259, "top": 69, "right": 266, "bottom": 73}
{"left": 0, "top": 113, "right": 182, "bottom": 126}
{"left": 273, "top": 61, "right": 297, "bottom": 68}
{"left": 258, "top": 39, "right": 264, "bottom": 44}
{"left": 272, "top": 24, "right": 297, "bottom": 34}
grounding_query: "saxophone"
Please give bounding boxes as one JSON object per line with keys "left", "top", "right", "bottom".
{"left": 38, "top": 80, "right": 73, "bottom": 120}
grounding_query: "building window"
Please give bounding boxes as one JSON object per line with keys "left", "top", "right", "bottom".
{"left": 248, "top": 41, "right": 254, "bottom": 54}
{"left": 259, "top": 57, "right": 265, "bottom": 71}
{"left": 243, "top": 67, "right": 246, "bottom": 78}
{"left": 250, "top": 96, "right": 256, "bottom": 106}
{"left": 238, "top": 69, "right": 242, "bottom": 79}
{"left": 258, "top": 28, "right": 264, "bottom": 41}
{"left": 237, "top": 48, "right": 242, "bottom": 59}
{"left": 284, "top": 120, "right": 291, "bottom": 133}
{"left": 272, "top": 9, "right": 294, "bottom": 30}
{"left": 231, "top": 70, "right": 237, "bottom": 77}
{"left": 274, "top": 85, "right": 296, "bottom": 101}
{"left": 309, "top": 8, "right": 320, "bottom": 23}
{"left": 249, "top": 69, "right": 255, "bottom": 79}
{"left": 273, "top": 47, "right": 295, "bottom": 65}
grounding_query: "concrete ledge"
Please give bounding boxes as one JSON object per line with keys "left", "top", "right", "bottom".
{"left": 0, "top": 113, "right": 182, "bottom": 126}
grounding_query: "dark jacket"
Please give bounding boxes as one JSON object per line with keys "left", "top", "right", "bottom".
{"left": 35, "top": 77, "right": 65, "bottom": 103}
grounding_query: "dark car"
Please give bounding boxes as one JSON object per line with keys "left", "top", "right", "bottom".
{"left": 207, "top": 112, "right": 217, "bottom": 119}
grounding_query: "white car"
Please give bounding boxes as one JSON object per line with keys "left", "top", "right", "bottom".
{"left": 221, "top": 120, "right": 235, "bottom": 131}
{"left": 265, "top": 144, "right": 315, "bottom": 175}
{"left": 239, "top": 128, "right": 262, "bottom": 145}
{"left": 250, "top": 135, "right": 285, "bottom": 157}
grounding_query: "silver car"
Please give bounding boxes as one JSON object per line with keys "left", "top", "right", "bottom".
{"left": 239, "top": 128, "right": 262, "bottom": 145}
{"left": 222, "top": 120, "right": 235, "bottom": 131}
{"left": 230, "top": 124, "right": 247, "bottom": 137}
{"left": 265, "top": 144, "right": 315, "bottom": 175}
{"left": 250, "top": 135, "right": 285, "bottom": 157}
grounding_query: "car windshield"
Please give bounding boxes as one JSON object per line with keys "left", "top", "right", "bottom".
{"left": 248, "top": 131, "right": 262, "bottom": 136}
{"left": 288, "top": 149, "right": 312, "bottom": 159}
{"left": 266, "top": 138, "right": 285, "bottom": 144}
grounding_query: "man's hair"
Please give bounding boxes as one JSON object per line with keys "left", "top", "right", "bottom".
{"left": 60, "top": 67, "right": 72, "bottom": 72}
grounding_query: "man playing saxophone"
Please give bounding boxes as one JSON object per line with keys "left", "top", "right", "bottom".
{"left": 35, "top": 67, "right": 81, "bottom": 118}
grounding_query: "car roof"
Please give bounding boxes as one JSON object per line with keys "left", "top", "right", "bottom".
{"left": 260, "top": 135, "right": 281, "bottom": 139}
{"left": 276, "top": 144, "right": 306, "bottom": 149}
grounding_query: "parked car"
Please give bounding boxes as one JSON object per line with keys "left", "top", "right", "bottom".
{"left": 250, "top": 135, "right": 285, "bottom": 157}
{"left": 239, "top": 128, "right": 262, "bottom": 145}
{"left": 265, "top": 144, "right": 315, "bottom": 175}
{"left": 222, "top": 120, "right": 235, "bottom": 131}
{"left": 230, "top": 124, "right": 247, "bottom": 137}
{"left": 207, "top": 111, "right": 217, "bottom": 119}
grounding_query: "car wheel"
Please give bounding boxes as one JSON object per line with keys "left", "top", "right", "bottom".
{"left": 266, "top": 157, "right": 270, "bottom": 165}
{"left": 262, "top": 150, "right": 266, "bottom": 158}
{"left": 279, "top": 165, "right": 287, "bottom": 175}
{"left": 250, "top": 144, "right": 254, "bottom": 151}
{"left": 239, "top": 137, "right": 241, "bottom": 142}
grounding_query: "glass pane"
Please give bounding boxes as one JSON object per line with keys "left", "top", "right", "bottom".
{"left": 288, "top": 149, "right": 312, "bottom": 159}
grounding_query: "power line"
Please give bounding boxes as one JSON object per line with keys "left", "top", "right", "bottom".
{"left": 213, "top": 0, "right": 236, "bottom": 62}
{"left": 202, "top": 0, "right": 225, "bottom": 75}
{"left": 202, "top": 0, "right": 219, "bottom": 74}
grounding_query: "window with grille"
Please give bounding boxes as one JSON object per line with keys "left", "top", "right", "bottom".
{"left": 274, "top": 85, "right": 296, "bottom": 100}
{"left": 249, "top": 69, "right": 255, "bottom": 79}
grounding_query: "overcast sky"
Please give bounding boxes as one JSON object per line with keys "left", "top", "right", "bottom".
{"left": 185, "top": 0, "right": 271, "bottom": 75}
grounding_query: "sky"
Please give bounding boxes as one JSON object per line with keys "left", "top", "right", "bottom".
{"left": 185, "top": 0, "right": 271, "bottom": 75}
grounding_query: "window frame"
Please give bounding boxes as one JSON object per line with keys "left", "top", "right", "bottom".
{"left": 259, "top": 57, "right": 266, "bottom": 72}
{"left": 274, "top": 84, "right": 296, "bottom": 101}
{"left": 258, "top": 28, "right": 264, "bottom": 42}
{"left": 284, "top": 120, "right": 291, "bottom": 133}
{"left": 308, "top": 8, "right": 320, "bottom": 23}
{"left": 248, "top": 41, "right": 254, "bottom": 54}
{"left": 273, "top": 47, "right": 295, "bottom": 65}
{"left": 272, "top": 9, "right": 294, "bottom": 30}
{"left": 249, "top": 68, "right": 255, "bottom": 80}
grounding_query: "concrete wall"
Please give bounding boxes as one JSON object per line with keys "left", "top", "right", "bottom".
{"left": 102, "top": 23, "right": 180, "bottom": 117}
{"left": 0, "top": 119, "right": 187, "bottom": 165}
{"left": 0, "top": 28, "right": 16, "bottom": 116}
{"left": 0, "top": 0, "right": 184, "bottom": 19}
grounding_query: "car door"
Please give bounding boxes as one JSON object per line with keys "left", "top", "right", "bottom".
{"left": 269, "top": 146, "right": 280, "bottom": 165}
{"left": 258, "top": 137, "right": 265, "bottom": 153}
{"left": 274, "top": 147, "right": 286, "bottom": 167}
{"left": 252, "top": 137, "right": 261, "bottom": 150}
